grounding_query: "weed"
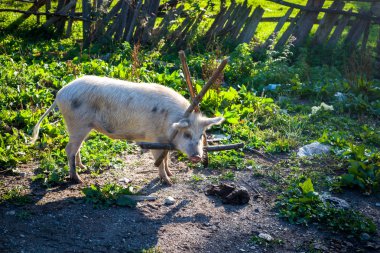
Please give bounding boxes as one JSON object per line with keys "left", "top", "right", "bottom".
{"left": 1, "top": 186, "right": 31, "bottom": 205}
{"left": 82, "top": 183, "right": 136, "bottom": 208}
{"left": 276, "top": 178, "right": 376, "bottom": 236}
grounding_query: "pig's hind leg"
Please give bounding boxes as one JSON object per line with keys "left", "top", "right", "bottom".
{"left": 65, "top": 127, "right": 91, "bottom": 184}
{"left": 151, "top": 149, "right": 172, "bottom": 185}
{"left": 164, "top": 155, "right": 173, "bottom": 177}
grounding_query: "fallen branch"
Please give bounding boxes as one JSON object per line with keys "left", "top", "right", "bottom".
{"left": 154, "top": 57, "right": 229, "bottom": 167}
{"left": 138, "top": 142, "right": 244, "bottom": 152}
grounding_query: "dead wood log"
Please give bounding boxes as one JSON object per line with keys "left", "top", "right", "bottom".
{"left": 154, "top": 57, "right": 229, "bottom": 167}
{"left": 313, "top": 0, "right": 345, "bottom": 45}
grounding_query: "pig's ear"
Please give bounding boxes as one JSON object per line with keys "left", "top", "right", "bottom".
{"left": 201, "top": 117, "right": 225, "bottom": 129}
{"left": 172, "top": 119, "right": 190, "bottom": 129}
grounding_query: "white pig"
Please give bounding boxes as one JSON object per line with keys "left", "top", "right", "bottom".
{"left": 31, "top": 75, "right": 224, "bottom": 184}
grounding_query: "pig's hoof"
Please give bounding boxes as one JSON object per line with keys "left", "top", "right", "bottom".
{"left": 160, "top": 176, "right": 173, "bottom": 185}
{"left": 76, "top": 163, "right": 87, "bottom": 170}
{"left": 70, "top": 173, "right": 84, "bottom": 184}
{"left": 166, "top": 170, "right": 173, "bottom": 177}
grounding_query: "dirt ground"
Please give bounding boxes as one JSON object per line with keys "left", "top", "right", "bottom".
{"left": 1, "top": 151, "right": 379, "bottom": 253}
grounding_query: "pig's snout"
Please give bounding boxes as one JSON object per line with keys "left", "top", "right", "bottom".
{"left": 190, "top": 154, "right": 202, "bottom": 163}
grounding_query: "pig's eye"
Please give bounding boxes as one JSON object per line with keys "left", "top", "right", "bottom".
{"left": 184, "top": 132, "right": 192, "bottom": 139}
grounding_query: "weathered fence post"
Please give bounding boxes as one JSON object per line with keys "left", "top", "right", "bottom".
{"left": 82, "top": 0, "right": 91, "bottom": 47}
{"left": 313, "top": 0, "right": 345, "bottom": 45}
{"left": 237, "top": 5, "right": 264, "bottom": 44}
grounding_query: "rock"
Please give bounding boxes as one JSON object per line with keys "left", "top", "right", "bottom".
{"left": 118, "top": 177, "right": 131, "bottom": 184}
{"left": 360, "top": 233, "right": 370, "bottom": 241}
{"left": 320, "top": 193, "right": 350, "bottom": 209}
{"left": 297, "top": 142, "right": 331, "bottom": 157}
{"left": 204, "top": 183, "right": 250, "bottom": 205}
{"left": 6, "top": 210, "right": 16, "bottom": 215}
{"left": 258, "top": 233, "right": 273, "bottom": 241}
{"left": 375, "top": 202, "right": 380, "bottom": 207}
{"left": 164, "top": 196, "right": 175, "bottom": 205}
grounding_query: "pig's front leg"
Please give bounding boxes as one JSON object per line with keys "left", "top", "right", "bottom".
{"left": 151, "top": 149, "right": 172, "bottom": 185}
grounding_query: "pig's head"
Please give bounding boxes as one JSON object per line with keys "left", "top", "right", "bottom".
{"left": 172, "top": 114, "right": 224, "bottom": 163}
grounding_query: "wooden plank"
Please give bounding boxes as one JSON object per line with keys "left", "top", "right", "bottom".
{"left": 213, "top": 1, "right": 237, "bottom": 35}
{"left": 65, "top": 2, "right": 76, "bottom": 37}
{"left": 275, "top": 11, "right": 301, "bottom": 48}
{"left": 230, "top": 3, "right": 251, "bottom": 39}
{"left": 141, "top": 0, "right": 161, "bottom": 43}
{"left": 204, "top": 1, "right": 228, "bottom": 40}
{"left": 8, "top": 0, "right": 47, "bottom": 29}
{"left": 344, "top": 16, "right": 368, "bottom": 46}
{"left": 218, "top": 3, "right": 242, "bottom": 36}
{"left": 93, "top": 0, "right": 123, "bottom": 39}
{"left": 175, "top": 10, "right": 206, "bottom": 49}
{"left": 327, "top": 8, "right": 352, "bottom": 46}
{"left": 237, "top": 5, "right": 265, "bottom": 44}
{"left": 114, "top": 0, "right": 130, "bottom": 41}
{"left": 268, "top": 0, "right": 380, "bottom": 23}
{"left": 125, "top": 0, "right": 143, "bottom": 42}
{"left": 153, "top": 5, "right": 184, "bottom": 43}
{"left": 82, "top": 0, "right": 91, "bottom": 47}
{"left": 43, "top": 0, "right": 76, "bottom": 28}
{"left": 292, "top": 0, "right": 326, "bottom": 46}
{"left": 360, "top": 20, "right": 370, "bottom": 51}
{"left": 375, "top": 29, "right": 380, "bottom": 79}
{"left": 262, "top": 7, "right": 293, "bottom": 49}
{"left": 313, "top": 0, "right": 345, "bottom": 44}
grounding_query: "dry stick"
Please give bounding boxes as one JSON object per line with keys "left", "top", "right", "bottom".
{"left": 154, "top": 58, "right": 229, "bottom": 167}
{"left": 178, "top": 51, "right": 209, "bottom": 167}
{"left": 138, "top": 142, "right": 244, "bottom": 152}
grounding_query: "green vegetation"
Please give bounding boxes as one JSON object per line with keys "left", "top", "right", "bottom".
{"left": 276, "top": 178, "right": 376, "bottom": 236}
{"left": 82, "top": 183, "right": 136, "bottom": 208}
{"left": 0, "top": 0, "right": 379, "bottom": 244}
{"left": 1, "top": 186, "right": 31, "bottom": 205}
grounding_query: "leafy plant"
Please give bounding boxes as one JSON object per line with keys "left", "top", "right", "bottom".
{"left": 276, "top": 178, "right": 376, "bottom": 236}
{"left": 1, "top": 186, "right": 32, "bottom": 205}
{"left": 82, "top": 183, "right": 136, "bottom": 208}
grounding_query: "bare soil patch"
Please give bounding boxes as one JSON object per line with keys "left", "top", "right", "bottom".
{"left": 1, "top": 151, "right": 379, "bottom": 252}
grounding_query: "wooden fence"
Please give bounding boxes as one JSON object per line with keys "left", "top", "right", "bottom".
{"left": 1, "top": 0, "right": 380, "bottom": 55}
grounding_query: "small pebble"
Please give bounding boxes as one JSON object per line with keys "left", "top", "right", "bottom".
{"left": 360, "top": 233, "right": 370, "bottom": 241}
{"left": 119, "top": 177, "right": 131, "bottom": 184}
{"left": 258, "top": 233, "right": 273, "bottom": 241}
{"left": 6, "top": 210, "right": 15, "bottom": 215}
{"left": 375, "top": 202, "right": 380, "bottom": 207}
{"left": 164, "top": 196, "right": 175, "bottom": 205}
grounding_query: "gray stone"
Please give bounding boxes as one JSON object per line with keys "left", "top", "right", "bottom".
{"left": 360, "top": 233, "right": 370, "bottom": 241}
{"left": 164, "top": 196, "right": 175, "bottom": 205}
{"left": 297, "top": 142, "right": 331, "bottom": 157}
{"left": 258, "top": 233, "right": 273, "bottom": 241}
{"left": 321, "top": 193, "right": 350, "bottom": 209}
